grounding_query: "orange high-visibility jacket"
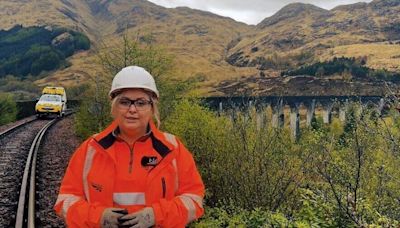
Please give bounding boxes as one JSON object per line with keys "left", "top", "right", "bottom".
{"left": 54, "top": 120, "right": 205, "bottom": 227}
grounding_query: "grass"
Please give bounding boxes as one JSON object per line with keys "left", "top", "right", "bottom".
{"left": 320, "top": 43, "right": 400, "bottom": 72}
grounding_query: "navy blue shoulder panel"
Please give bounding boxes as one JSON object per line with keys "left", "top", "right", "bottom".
{"left": 97, "top": 131, "right": 116, "bottom": 149}
{"left": 151, "top": 133, "right": 171, "bottom": 157}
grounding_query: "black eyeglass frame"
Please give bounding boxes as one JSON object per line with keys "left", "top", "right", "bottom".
{"left": 117, "top": 97, "right": 153, "bottom": 110}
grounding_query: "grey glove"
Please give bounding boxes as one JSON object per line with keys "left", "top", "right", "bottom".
{"left": 118, "top": 207, "right": 155, "bottom": 228}
{"left": 100, "top": 208, "right": 128, "bottom": 228}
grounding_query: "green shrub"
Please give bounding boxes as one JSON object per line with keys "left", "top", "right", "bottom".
{"left": 163, "top": 100, "right": 400, "bottom": 226}
{"left": 191, "top": 205, "right": 292, "bottom": 227}
{"left": 65, "top": 83, "right": 90, "bottom": 100}
{"left": 298, "top": 104, "right": 400, "bottom": 225}
{"left": 164, "top": 103, "right": 304, "bottom": 212}
{"left": 162, "top": 98, "right": 224, "bottom": 186}
{"left": 74, "top": 76, "right": 112, "bottom": 139}
{"left": 0, "top": 76, "right": 40, "bottom": 100}
{"left": 0, "top": 93, "right": 17, "bottom": 125}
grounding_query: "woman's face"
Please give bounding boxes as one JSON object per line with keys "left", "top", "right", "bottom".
{"left": 112, "top": 89, "right": 153, "bottom": 134}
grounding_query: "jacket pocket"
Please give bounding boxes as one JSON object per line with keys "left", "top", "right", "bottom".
{"left": 161, "top": 177, "right": 166, "bottom": 198}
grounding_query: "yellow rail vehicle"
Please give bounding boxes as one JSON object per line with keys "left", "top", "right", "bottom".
{"left": 35, "top": 86, "right": 67, "bottom": 118}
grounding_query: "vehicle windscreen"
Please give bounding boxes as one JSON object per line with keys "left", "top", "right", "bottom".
{"left": 40, "top": 95, "right": 61, "bottom": 102}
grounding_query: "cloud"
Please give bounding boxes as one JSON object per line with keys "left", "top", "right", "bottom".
{"left": 147, "top": 0, "right": 373, "bottom": 24}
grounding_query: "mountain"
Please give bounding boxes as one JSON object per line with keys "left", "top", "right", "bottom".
{"left": 0, "top": 0, "right": 254, "bottom": 95}
{"left": 1, "top": 0, "right": 400, "bottom": 96}
{"left": 257, "top": 3, "right": 332, "bottom": 29}
{"left": 227, "top": 0, "right": 400, "bottom": 73}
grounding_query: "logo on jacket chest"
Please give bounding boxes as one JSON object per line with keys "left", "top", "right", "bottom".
{"left": 141, "top": 156, "right": 158, "bottom": 167}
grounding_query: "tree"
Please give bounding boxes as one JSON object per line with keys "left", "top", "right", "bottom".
{"left": 75, "top": 32, "right": 188, "bottom": 138}
{"left": 316, "top": 66, "right": 325, "bottom": 77}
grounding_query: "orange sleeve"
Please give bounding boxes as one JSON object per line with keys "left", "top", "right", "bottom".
{"left": 152, "top": 139, "right": 205, "bottom": 227}
{"left": 53, "top": 139, "right": 106, "bottom": 228}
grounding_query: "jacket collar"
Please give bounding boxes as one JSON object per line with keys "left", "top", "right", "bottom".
{"left": 92, "top": 120, "right": 174, "bottom": 158}
{"left": 112, "top": 125, "right": 151, "bottom": 142}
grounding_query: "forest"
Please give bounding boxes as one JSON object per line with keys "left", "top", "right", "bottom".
{"left": 0, "top": 25, "right": 90, "bottom": 78}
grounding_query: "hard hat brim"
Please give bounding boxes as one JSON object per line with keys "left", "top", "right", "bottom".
{"left": 109, "top": 86, "right": 159, "bottom": 99}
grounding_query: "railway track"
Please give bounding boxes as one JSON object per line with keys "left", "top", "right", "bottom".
{"left": 0, "top": 112, "right": 76, "bottom": 227}
{"left": 0, "top": 119, "right": 52, "bottom": 227}
{"left": 0, "top": 118, "right": 37, "bottom": 139}
{"left": 15, "top": 119, "right": 58, "bottom": 227}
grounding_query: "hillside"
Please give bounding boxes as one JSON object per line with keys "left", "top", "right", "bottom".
{"left": 227, "top": 0, "right": 400, "bottom": 72}
{"left": 1, "top": 0, "right": 400, "bottom": 96}
{"left": 0, "top": 0, "right": 254, "bottom": 95}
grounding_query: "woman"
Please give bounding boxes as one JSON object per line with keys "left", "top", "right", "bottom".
{"left": 54, "top": 66, "right": 205, "bottom": 228}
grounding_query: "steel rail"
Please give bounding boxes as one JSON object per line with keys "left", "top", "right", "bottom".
{"left": 15, "top": 119, "right": 57, "bottom": 228}
{"left": 0, "top": 118, "right": 37, "bottom": 138}
{"left": 15, "top": 110, "right": 75, "bottom": 228}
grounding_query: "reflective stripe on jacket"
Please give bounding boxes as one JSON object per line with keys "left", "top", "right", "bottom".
{"left": 54, "top": 120, "right": 205, "bottom": 227}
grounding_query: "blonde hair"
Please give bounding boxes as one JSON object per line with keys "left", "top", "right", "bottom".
{"left": 110, "top": 89, "right": 161, "bottom": 128}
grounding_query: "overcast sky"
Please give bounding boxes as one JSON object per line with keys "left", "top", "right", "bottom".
{"left": 147, "top": 0, "right": 373, "bottom": 25}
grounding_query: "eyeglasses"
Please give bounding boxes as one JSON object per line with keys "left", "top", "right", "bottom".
{"left": 117, "top": 98, "right": 153, "bottom": 111}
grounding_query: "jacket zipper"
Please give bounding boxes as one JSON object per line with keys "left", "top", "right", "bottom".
{"left": 161, "top": 177, "right": 166, "bottom": 198}
{"left": 121, "top": 141, "right": 135, "bottom": 174}
{"left": 129, "top": 146, "right": 134, "bottom": 173}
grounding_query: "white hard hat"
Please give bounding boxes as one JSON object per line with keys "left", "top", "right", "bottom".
{"left": 109, "top": 66, "right": 159, "bottom": 98}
